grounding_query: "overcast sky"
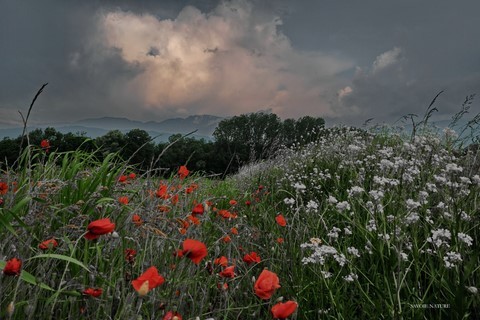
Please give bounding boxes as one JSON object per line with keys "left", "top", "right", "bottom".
{"left": 1, "top": 0, "right": 479, "bottom": 127}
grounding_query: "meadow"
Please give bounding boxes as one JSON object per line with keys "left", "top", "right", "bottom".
{"left": 0, "top": 123, "right": 479, "bottom": 319}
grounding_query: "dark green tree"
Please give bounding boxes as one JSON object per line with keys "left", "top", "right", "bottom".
{"left": 124, "top": 129, "right": 155, "bottom": 168}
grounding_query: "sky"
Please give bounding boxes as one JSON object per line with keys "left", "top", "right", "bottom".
{"left": 1, "top": 0, "right": 479, "bottom": 127}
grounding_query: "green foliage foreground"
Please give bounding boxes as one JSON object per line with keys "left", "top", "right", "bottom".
{"left": 0, "top": 126, "right": 479, "bottom": 319}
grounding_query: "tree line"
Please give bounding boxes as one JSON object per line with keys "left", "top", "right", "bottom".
{"left": 0, "top": 112, "right": 325, "bottom": 177}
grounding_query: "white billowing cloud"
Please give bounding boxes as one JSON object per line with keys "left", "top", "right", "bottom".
{"left": 332, "top": 47, "right": 419, "bottom": 123}
{"left": 98, "top": 0, "right": 354, "bottom": 118}
{"left": 372, "top": 47, "right": 403, "bottom": 74}
{"left": 337, "top": 86, "right": 352, "bottom": 100}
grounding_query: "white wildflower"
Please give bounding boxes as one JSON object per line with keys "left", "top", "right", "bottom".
{"left": 336, "top": 201, "right": 351, "bottom": 212}
{"left": 466, "top": 286, "right": 478, "bottom": 294}
{"left": 458, "top": 233, "right": 473, "bottom": 246}
{"left": 343, "top": 273, "right": 358, "bottom": 282}
{"left": 443, "top": 251, "right": 462, "bottom": 269}
{"left": 328, "top": 196, "right": 338, "bottom": 204}
{"left": 347, "top": 247, "right": 360, "bottom": 257}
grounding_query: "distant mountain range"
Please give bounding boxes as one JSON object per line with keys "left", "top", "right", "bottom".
{"left": 0, "top": 115, "right": 223, "bottom": 142}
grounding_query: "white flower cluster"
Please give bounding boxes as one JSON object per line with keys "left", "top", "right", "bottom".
{"left": 443, "top": 251, "right": 462, "bottom": 269}
{"left": 301, "top": 242, "right": 347, "bottom": 267}
{"left": 427, "top": 228, "right": 451, "bottom": 248}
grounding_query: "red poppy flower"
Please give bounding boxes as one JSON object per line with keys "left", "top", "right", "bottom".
{"left": 40, "top": 139, "right": 50, "bottom": 152}
{"left": 128, "top": 173, "right": 136, "bottom": 180}
{"left": 218, "top": 209, "right": 237, "bottom": 219}
{"left": 182, "top": 239, "right": 207, "bottom": 264}
{"left": 84, "top": 218, "right": 115, "bottom": 240}
{"left": 156, "top": 184, "right": 169, "bottom": 199}
{"left": 243, "top": 252, "right": 261, "bottom": 265}
{"left": 125, "top": 248, "right": 137, "bottom": 263}
{"left": 118, "top": 196, "right": 129, "bottom": 205}
{"left": 271, "top": 301, "right": 298, "bottom": 319}
{"left": 254, "top": 269, "right": 280, "bottom": 300}
{"left": 178, "top": 165, "right": 190, "bottom": 179}
{"left": 230, "top": 227, "right": 238, "bottom": 235}
{"left": 245, "top": 200, "right": 251, "bottom": 206}
{"left": 275, "top": 214, "right": 287, "bottom": 227}
{"left": 38, "top": 238, "right": 58, "bottom": 251}
{"left": 82, "top": 287, "right": 103, "bottom": 298}
{"left": 118, "top": 175, "right": 128, "bottom": 183}
{"left": 163, "top": 311, "right": 182, "bottom": 320}
{"left": 214, "top": 256, "right": 228, "bottom": 267}
{"left": 222, "top": 235, "right": 231, "bottom": 243}
{"left": 170, "top": 194, "right": 179, "bottom": 205}
{"left": 192, "top": 203, "right": 204, "bottom": 216}
{"left": 276, "top": 237, "right": 284, "bottom": 244}
{"left": 229, "top": 199, "right": 237, "bottom": 206}
{"left": 187, "top": 215, "right": 200, "bottom": 225}
{"left": 217, "top": 282, "right": 229, "bottom": 291}
{"left": 132, "top": 214, "right": 143, "bottom": 226}
{"left": 132, "top": 266, "right": 165, "bottom": 295}
{"left": 219, "top": 265, "right": 236, "bottom": 278}
{"left": 0, "top": 182, "right": 8, "bottom": 195}
{"left": 3, "top": 258, "right": 22, "bottom": 276}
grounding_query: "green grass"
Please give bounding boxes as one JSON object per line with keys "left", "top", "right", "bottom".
{"left": 0, "top": 127, "right": 479, "bottom": 319}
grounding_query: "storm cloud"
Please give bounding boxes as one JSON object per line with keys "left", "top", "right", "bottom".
{"left": 0, "top": 0, "right": 479, "bottom": 126}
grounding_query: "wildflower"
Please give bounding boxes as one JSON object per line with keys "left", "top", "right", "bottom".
{"left": 192, "top": 203, "right": 204, "bottom": 216}
{"left": 163, "top": 311, "right": 183, "bottom": 320}
{"left": 243, "top": 252, "right": 261, "bottom": 265}
{"left": 343, "top": 273, "right": 358, "bottom": 282}
{"left": 230, "top": 227, "right": 238, "bottom": 235}
{"left": 38, "top": 238, "right": 58, "bottom": 251}
{"left": 182, "top": 239, "right": 208, "bottom": 264}
{"left": 118, "top": 175, "right": 128, "bottom": 183}
{"left": 118, "top": 196, "right": 129, "bottom": 205}
{"left": 82, "top": 288, "right": 103, "bottom": 297}
{"left": 218, "top": 282, "right": 229, "bottom": 291}
{"left": 156, "top": 184, "right": 169, "bottom": 199}
{"left": 276, "top": 238, "right": 284, "bottom": 244}
{"left": 187, "top": 215, "right": 200, "bottom": 225}
{"left": 219, "top": 265, "right": 236, "bottom": 278}
{"left": 132, "top": 214, "right": 143, "bottom": 226}
{"left": 214, "top": 256, "right": 228, "bottom": 267}
{"left": 178, "top": 165, "right": 190, "bottom": 179}
{"left": 466, "top": 286, "right": 478, "bottom": 294}
{"left": 0, "top": 182, "right": 8, "bottom": 195}
{"left": 40, "top": 139, "right": 50, "bottom": 152}
{"left": 229, "top": 199, "right": 237, "bottom": 206}
{"left": 84, "top": 218, "right": 115, "bottom": 240}
{"left": 458, "top": 232, "right": 473, "bottom": 246}
{"left": 275, "top": 214, "right": 287, "bottom": 227}
{"left": 128, "top": 172, "right": 136, "bottom": 180}
{"left": 271, "top": 301, "right": 298, "bottom": 319}
{"left": 3, "top": 258, "right": 22, "bottom": 276}
{"left": 347, "top": 247, "right": 360, "bottom": 258}
{"left": 443, "top": 251, "right": 462, "bottom": 269}
{"left": 222, "top": 235, "right": 231, "bottom": 243}
{"left": 245, "top": 200, "right": 251, "bottom": 206}
{"left": 125, "top": 248, "right": 137, "bottom": 264}
{"left": 254, "top": 269, "right": 280, "bottom": 300}
{"left": 170, "top": 194, "right": 179, "bottom": 205}
{"left": 132, "top": 266, "right": 165, "bottom": 296}
{"left": 218, "top": 209, "right": 237, "bottom": 219}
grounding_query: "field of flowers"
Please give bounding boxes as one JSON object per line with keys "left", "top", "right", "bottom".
{"left": 0, "top": 125, "right": 479, "bottom": 319}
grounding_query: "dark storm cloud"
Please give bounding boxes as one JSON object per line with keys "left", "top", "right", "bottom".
{"left": 0, "top": 0, "right": 222, "bottom": 124}
{"left": 0, "top": 0, "right": 479, "bottom": 126}
{"left": 278, "top": 1, "right": 480, "bottom": 124}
